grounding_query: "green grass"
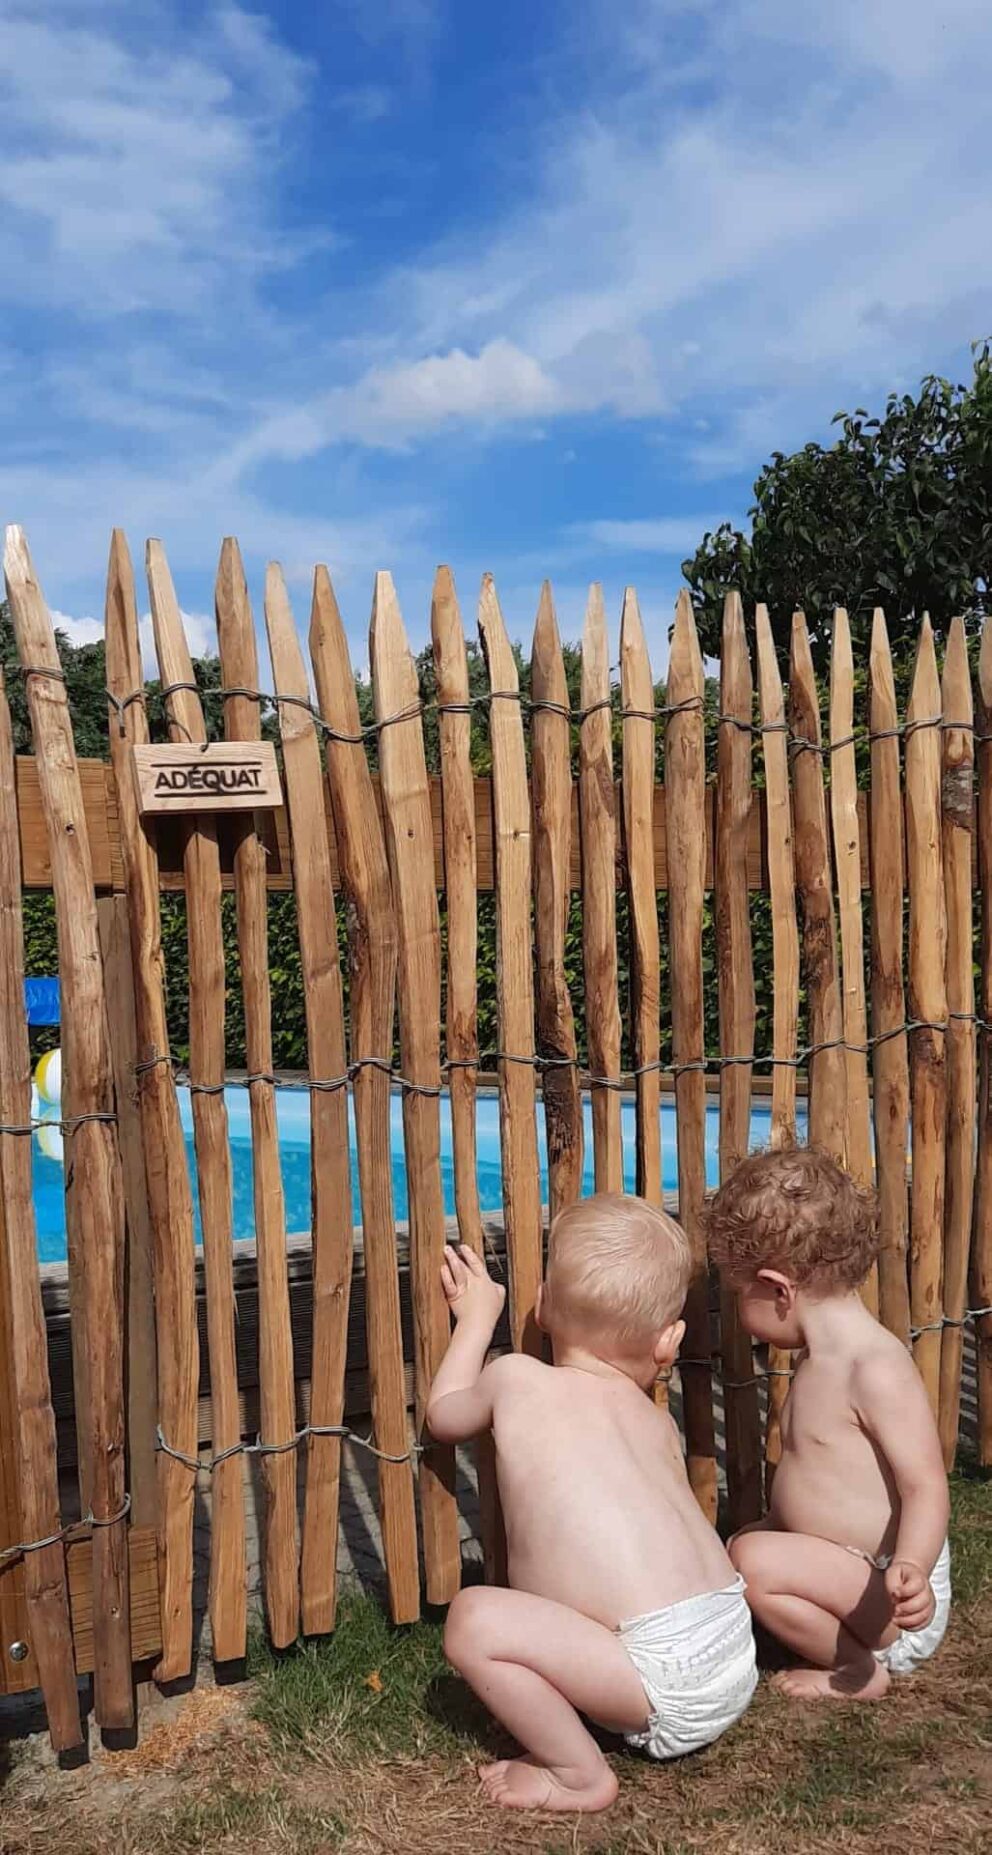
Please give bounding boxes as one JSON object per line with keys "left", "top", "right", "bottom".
{"left": 947, "top": 1461, "right": 992, "bottom": 1605}
{"left": 248, "top": 1587, "right": 491, "bottom": 1760}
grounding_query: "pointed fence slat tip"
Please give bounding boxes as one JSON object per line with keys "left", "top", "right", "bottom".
{"left": 870, "top": 605, "right": 890, "bottom": 652}
{"left": 620, "top": 585, "right": 644, "bottom": 648}
{"left": 533, "top": 579, "right": 559, "bottom": 649}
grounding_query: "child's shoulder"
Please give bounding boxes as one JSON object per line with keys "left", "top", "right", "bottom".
{"left": 483, "top": 1350, "right": 548, "bottom": 1395}
{"left": 849, "top": 1318, "right": 924, "bottom": 1404}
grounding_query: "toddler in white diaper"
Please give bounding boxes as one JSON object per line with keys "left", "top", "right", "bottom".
{"left": 428, "top": 1194, "right": 756, "bottom": 1814}
{"left": 705, "top": 1146, "right": 952, "bottom": 1704}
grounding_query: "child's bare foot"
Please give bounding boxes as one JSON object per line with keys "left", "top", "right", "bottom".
{"left": 478, "top": 1755, "right": 619, "bottom": 1812}
{"left": 771, "top": 1659, "right": 890, "bottom": 1702}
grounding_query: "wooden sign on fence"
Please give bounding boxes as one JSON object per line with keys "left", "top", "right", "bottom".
{"left": 131, "top": 741, "right": 283, "bottom": 815}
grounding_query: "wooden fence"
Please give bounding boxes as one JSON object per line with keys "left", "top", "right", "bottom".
{"left": 1, "top": 523, "right": 990, "bottom": 1755}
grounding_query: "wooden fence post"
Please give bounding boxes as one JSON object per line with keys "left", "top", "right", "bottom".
{"left": 755, "top": 605, "right": 799, "bottom": 1487}
{"left": 715, "top": 592, "right": 762, "bottom": 1529}
{"left": 620, "top": 588, "right": 661, "bottom": 1206}
{"left": 666, "top": 591, "right": 717, "bottom": 1523}
{"left": 789, "top": 611, "right": 846, "bottom": 1162}
{"left": 96, "top": 896, "right": 158, "bottom": 1536}
{"left": 479, "top": 577, "right": 543, "bottom": 1356}
{"left": 146, "top": 539, "right": 246, "bottom": 1665}
{"left": 531, "top": 584, "right": 583, "bottom": 1219}
{"left": 580, "top": 586, "right": 622, "bottom": 1191}
{"left": 975, "top": 617, "right": 992, "bottom": 1466}
{"left": 868, "top": 609, "right": 911, "bottom": 1343}
{"left": 829, "top": 608, "right": 876, "bottom": 1313}
{"left": 431, "top": 566, "right": 502, "bottom": 1584}
{"left": 904, "top": 617, "right": 947, "bottom": 1416}
{"left": 0, "top": 659, "right": 82, "bottom": 1750}
{"left": 105, "top": 528, "right": 199, "bottom": 1683}
{"left": 265, "top": 563, "right": 354, "bottom": 1637}
{"left": 5, "top": 526, "right": 131, "bottom": 1732}
{"left": 372, "top": 572, "right": 460, "bottom": 1607}
{"left": 216, "top": 542, "right": 298, "bottom": 1647}
{"left": 309, "top": 567, "right": 421, "bottom": 1623}
{"left": 939, "top": 616, "right": 974, "bottom": 1465}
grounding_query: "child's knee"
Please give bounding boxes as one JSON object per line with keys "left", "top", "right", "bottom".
{"left": 729, "top": 1531, "right": 768, "bottom": 1590}
{"left": 444, "top": 1585, "right": 495, "bottom": 1671}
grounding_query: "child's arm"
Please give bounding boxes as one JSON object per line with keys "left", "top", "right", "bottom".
{"left": 426, "top": 1245, "right": 506, "bottom": 1445}
{"left": 854, "top": 1353, "right": 950, "bottom": 1629}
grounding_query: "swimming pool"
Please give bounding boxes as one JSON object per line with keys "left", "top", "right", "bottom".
{"left": 31, "top": 1089, "right": 809, "bottom": 1265}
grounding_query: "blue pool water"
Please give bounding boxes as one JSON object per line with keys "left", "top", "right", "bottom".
{"left": 31, "top": 1090, "right": 809, "bottom": 1266}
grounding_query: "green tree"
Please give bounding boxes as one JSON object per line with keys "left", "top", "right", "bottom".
{"left": 683, "top": 340, "right": 992, "bottom": 669}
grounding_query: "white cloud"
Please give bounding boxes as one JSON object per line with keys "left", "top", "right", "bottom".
{"left": 0, "top": 3, "right": 315, "bottom": 318}
{"left": 50, "top": 610, "right": 104, "bottom": 649}
{"left": 50, "top": 604, "right": 212, "bottom": 675}
{"left": 226, "top": 340, "right": 564, "bottom": 470}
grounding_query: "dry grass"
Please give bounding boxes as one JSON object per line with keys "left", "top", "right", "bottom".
{"left": 1, "top": 1467, "right": 989, "bottom": 1855}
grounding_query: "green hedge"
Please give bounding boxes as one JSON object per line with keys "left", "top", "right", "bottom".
{"left": 23, "top": 887, "right": 789, "bottom": 1077}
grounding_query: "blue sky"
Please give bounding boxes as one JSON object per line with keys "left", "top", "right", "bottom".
{"left": 3, "top": 0, "right": 991, "bottom": 672}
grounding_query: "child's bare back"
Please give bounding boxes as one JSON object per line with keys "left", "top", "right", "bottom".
{"left": 427, "top": 1194, "right": 756, "bottom": 1813}
{"left": 487, "top": 1351, "right": 732, "bottom": 1627}
{"left": 704, "top": 1148, "right": 951, "bottom": 1704}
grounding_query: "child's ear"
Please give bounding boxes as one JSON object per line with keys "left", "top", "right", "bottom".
{"left": 757, "top": 1267, "right": 797, "bottom": 1307}
{"left": 654, "top": 1318, "right": 685, "bottom": 1368}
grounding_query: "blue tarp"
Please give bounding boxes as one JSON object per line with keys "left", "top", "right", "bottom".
{"left": 24, "top": 977, "right": 60, "bottom": 1026}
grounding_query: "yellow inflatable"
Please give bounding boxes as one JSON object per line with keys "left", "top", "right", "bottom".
{"left": 34, "top": 1049, "right": 63, "bottom": 1166}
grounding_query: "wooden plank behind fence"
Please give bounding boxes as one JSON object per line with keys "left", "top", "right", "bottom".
{"left": 5, "top": 527, "right": 132, "bottom": 1731}
{"left": 431, "top": 566, "right": 501, "bottom": 1583}
{"left": 478, "top": 575, "right": 543, "bottom": 1355}
{"left": 0, "top": 662, "right": 81, "bottom": 1746}
{"left": 939, "top": 615, "right": 975, "bottom": 1466}
{"left": 96, "top": 896, "right": 158, "bottom": 1532}
{"left": 217, "top": 542, "right": 298, "bottom": 1646}
{"left": 147, "top": 539, "right": 245, "bottom": 1664}
{"left": 309, "top": 567, "right": 420, "bottom": 1622}
{"left": 905, "top": 617, "right": 947, "bottom": 1415}
{"left": 265, "top": 565, "right": 354, "bottom": 1635}
{"left": 105, "top": 529, "right": 198, "bottom": 1680}
{"left": 975, "top": 617, "right": 992, "bottom": 1466}
{"left": 620, "top": 588, "right": 661, "bottom": 1205}
{"left": 715, "top": 592, "right": 762, "bottom": 1529}
{"left": 580, "top": 585, "right": 622, "bottom": 1190}
{"left": 829, "top": 607, "right": 877, "bottom": 1314}
{"left": 22, "top": 758, "right": 931, "bottom": 899}
{"left": 531, "top": 584, "right": 583, "bottom": 1218}
{"left": 789, "top": 611, "right": 846, "bottom": 1160}
{"left": 372, "top": 572, "right": 460, "bottom": 1606}
{"left": 867, "top": 609, "right": 911, "bottom": 1343}
{"left": 666, "top": 591, "right": 716, "bottom": 1522}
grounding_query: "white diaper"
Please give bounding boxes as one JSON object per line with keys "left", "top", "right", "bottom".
{"left": 618, "top": 1575, "right": 758, "bottom": 1761}
{"left": 873, "top": 1538, "right": 951, "bottom": 1675}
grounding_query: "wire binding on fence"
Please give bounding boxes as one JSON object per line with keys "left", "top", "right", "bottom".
{"left": 0, "top": 1110, "right": 119, "bottom": 1138}
{"left": 156, "top": 1423, "right": 422, "bottom": 1474}
{"left": 130, "top": 1012, "right": 992, "bottom": 1105}
{"left": 101, "top": 666, "right": 992, "bottom": 762}
{"left": 0, "top": 1494, "right": 132, "bottom": 1570}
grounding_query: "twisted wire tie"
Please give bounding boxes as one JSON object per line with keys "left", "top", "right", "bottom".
{"left": 0, "top": 1494, "right": 132, "bottom": 1570}
{"left": 129, "top": 1014, "right": 992, "bottom": 1102}
{"left": 156, "top": 1424, "right": 421, "bottom": 1474}
{"left": 0, "top": 1110, "right": 119, "bottom": 1138}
